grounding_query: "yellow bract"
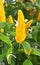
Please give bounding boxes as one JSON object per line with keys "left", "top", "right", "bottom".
{"left": 25, "top": 20, "right": 33, "bottom": 35}
{"left": 8, "top": 15, "right": 13, "bottom": 24}
{"left": 24, "top": 48, "right": 32, "bottom": 55}
{"left": 24, "top": 48, "right": 28, "bottom": 55}
{"left": 15, "top": 10, "right": 26, "bottom": 43}
{"left": 0, "top": 28, "right": 4, "bottom": 33}
{"left": 15, "top": 10, "right": 33, "bottom": 43}
{"left": 25, "top": 20, "right": 33, "bottom": 29}
{"left": 0, "top": 0, "right": 6, "bottom": 22}
{"left": 37, "top": 12, "right": 40, "bottom": 21}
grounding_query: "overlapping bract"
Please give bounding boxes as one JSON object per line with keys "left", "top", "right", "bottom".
{"left": 8, "top": 15, "right": 13, "bottom": 24}
{"left": 15, "top": 10, "right": 33, "bottom": 43}
{"left": 0, "top": 0, "right": 6, "bottom": 22}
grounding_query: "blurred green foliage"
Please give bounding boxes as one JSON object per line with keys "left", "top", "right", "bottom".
{"left": 0, "top": 0, "right": 40, "bottom": 65}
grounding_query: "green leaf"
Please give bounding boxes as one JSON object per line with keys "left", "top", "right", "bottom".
{"left": 0, "top": 34, "right": 12, "bottom": 62}
{"left": 32, "top": 31, "right": 37, "bottom": 42}
{"left": 32, "top": 48, "right": 40, "bottom": 56}
{"left": 8, "top": 31, "right": 15, "bottom": 37}
{"left": 32, "top": 30, "right": 40, "bottom": 42}
{"left": 37, "top": 30, "right": 40, "bottom": 42}
{"left": 36, "top": 23, "right": 40, "bottom": 29}
{"left": 7, "top": 47, "right": 12, "bottom": 64}
{"left": 0, "top": 22, "right": 5, "bottom": 28}
{"left": 22, "top": 41, "right": 31, "bottom": 52}
{"left": 36, "top": 0, "right": 40, "bottom": 8}
{"left": 0, "top": 34, "right": 12, "bottom": 47}
{"left": 0, "top": 55, "right": 4, "bottom": 62}
{"left": 23, "top": 59, "right": 33, "bottom": 65}
{"left": 0, "top": 44, "right": 9, "bottom": 62}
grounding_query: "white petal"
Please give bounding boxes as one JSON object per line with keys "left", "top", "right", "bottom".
{"left": 15, "top": 22, "right": 18, "bottom": 26}
{"left": 14, "top": 20, "right": 17, "bottom": 23}
{"left": 25, "top": 19, "right": 28, "bottom": 22}
{"left": 35, "top": 46, "right": 37, "bottom": 49}
{"left": 37, "top": 22, "right": 39, "bottom": 25}
{"left": 2, "top": 0, "right": 5, "bottom": 3}
{"left": 28, "top": 29, "right": 32, "bottom": 32}
{"left": 13, "top": 0, "right": 15, "bottom": 1}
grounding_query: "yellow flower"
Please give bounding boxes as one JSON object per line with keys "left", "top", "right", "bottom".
{"left": 24, "top": 48, "right": 32, "bottom": 55}
{"left": 8, "top": 15, "right": 13, "bottom": 24}
{"left": 0, "top": 0, "right": 6, "bottom": 22}
{"left": 0, "top": 28, "right": 4, "bottom": 33}
{"left": 15, "top": 10, "right": 26, "bottom": 43}
{"left": 37, "top": 12, "right": 40, "bottom": 21}
{"left": 15, "top": 10, "right": 33, "bottom": 43}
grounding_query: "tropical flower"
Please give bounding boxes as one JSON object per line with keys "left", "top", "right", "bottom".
{"left": 0, "top": 0, "right": 6, "bottom": 22}
{"left": 8, "top": 15, "right": 13, "bottom": 24}
{"left": 37, "top": 12, "right": 40, "bottom": 21}
{"left": 15, "top": 10, "right": 33, "bottom": 43}
{"left": 15, "top": 10, "right": 26, "bottom": 43}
